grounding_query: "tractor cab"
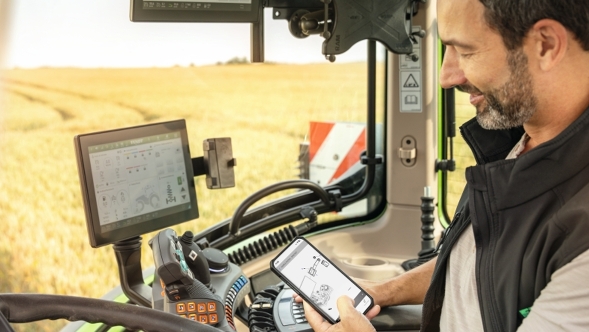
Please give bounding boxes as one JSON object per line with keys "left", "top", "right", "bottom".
{"left": 0, "top": 0, "right": 470, "bottom": 331}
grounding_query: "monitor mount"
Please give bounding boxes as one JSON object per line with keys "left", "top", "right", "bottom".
{"left": 269, "top": 0, "right": 425, "bottom": 62}
{"left": 130, "top": 0, "right": 425, "bottom": 63}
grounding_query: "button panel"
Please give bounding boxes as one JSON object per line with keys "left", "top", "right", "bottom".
{"left": 171, "top": 300, "right": 222, "bottom": 326}
{"left": 225, "top": 275, "right": 249, "bottom": 330}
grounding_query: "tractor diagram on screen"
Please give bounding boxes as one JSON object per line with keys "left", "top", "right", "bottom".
{"left": 311, "top": 284, "right": 333, "bottom": 306}
{"left": 135, "top": 184, "right": 160, "bottom": 213}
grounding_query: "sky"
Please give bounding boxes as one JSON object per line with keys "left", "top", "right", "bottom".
{"left": 0, "top": 0, "right": 372, "bottom": 68}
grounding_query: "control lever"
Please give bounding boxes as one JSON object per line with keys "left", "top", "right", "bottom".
{"left": 179, "top": 231, "right": 213, "bottom": 291}
{"left": 401, "top": 187, "right": 437, "bottom": 270}
{"left": 150, "top": 229, "right": 231, "bottom": 330}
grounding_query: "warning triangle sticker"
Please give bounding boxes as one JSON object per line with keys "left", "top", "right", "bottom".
{"left": 404, "top": 74, "right": 419, "bottom": 88}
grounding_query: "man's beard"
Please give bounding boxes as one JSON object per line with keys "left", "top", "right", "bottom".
{"left": 457, "top": 50, "right": 537, "bottom": 130}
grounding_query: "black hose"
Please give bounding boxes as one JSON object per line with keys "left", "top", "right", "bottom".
{"left": 228, "top": 180, "right": 331, "bottom": 237}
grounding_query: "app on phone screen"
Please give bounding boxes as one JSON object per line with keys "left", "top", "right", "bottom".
{"left": 273, "top": 238, "right": 372, "bottom": 322}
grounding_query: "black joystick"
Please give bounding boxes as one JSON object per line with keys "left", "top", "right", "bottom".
{"left": 401, "top": 186, "right": 437, "bottom": 271}
{"left": 179, "top": 231, "right": 212, "bottom": 288}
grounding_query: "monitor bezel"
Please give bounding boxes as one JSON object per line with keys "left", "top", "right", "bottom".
{"left": 129, "top": 0, "right": 261, "bottom": 23}
{"left": 75, "top": 120, "right": 199, "bottom": 248}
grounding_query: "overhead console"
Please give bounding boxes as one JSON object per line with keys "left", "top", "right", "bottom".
{"left": 129, "top": 0, "right": 426, "bottom": 63}
{"left": 130, "top": 0, "right": 261, "bottom": 23}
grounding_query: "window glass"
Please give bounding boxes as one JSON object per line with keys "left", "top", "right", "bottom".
{"left": 0, "top": 5, "right": 385, "bottom": 331}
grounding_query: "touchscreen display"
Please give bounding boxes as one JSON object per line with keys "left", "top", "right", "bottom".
{"left": 272, "top": 238, "right": 372, "bottom": 322}
{"left": 88, "top": 132, "right": 190, "bottom": 232}
{"left": 75, "top": 120, "right": 198, "bottom": 247}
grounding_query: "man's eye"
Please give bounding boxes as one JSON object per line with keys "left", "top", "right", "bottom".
{"left": 459, "top": 53, "right": 473, "bottom": 59}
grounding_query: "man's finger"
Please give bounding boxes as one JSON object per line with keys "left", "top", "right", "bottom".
{"left": 337, "top": 296, "right": 381, "bottom": 320}
{"left": 292, "top": 293, "right": 303, "bottom": 303}
{"left": 336, "top": 296, "right": 357, "bottom": 317}
{"left": 336, "top": 296, "right": 379, "bottom": 332}
{"left": 365, "top": 304, "right": 381, "bottom": 320}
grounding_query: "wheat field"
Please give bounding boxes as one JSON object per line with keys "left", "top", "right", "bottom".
{"left": 0, "top": 63, "right": 474, "bottom": 331}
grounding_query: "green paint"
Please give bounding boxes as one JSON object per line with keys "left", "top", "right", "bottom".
{"left": 437, "top": 38, "right": 450, "bottom": 228}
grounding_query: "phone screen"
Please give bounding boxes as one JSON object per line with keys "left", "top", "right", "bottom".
{"left": 272, "top": 237, "right": 373, "bottom": 323}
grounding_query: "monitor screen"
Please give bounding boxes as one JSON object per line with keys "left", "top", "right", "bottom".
{"left": 130, "top": 0, "right": 261, "bottom": 23}
{"left": 75, "top": 120, "right": 198, "bottom": 248}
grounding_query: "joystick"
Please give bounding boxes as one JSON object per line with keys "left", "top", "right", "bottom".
{"left": 401, "top": 187, "right": 438, "bottom": 270}
{"left": 179, "top": 231, "right": 212, "bottom": 289}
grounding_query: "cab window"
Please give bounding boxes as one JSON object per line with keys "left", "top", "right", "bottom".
{"left": 0, "top": 7, "right": 386, "bottom": 331}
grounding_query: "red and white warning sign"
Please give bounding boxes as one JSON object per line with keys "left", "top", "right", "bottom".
{"left": 308, "top": 121, "right": 366, "bottom": 186}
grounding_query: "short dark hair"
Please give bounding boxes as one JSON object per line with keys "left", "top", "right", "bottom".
{"left": 478, "top": 0, "right": 589, "bottom": 51}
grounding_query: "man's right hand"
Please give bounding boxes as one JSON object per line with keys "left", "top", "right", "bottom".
{"left": 303, "top": 295, "right": 381, "bottom": 332}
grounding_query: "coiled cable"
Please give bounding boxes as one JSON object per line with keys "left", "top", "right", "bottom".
{"left": 228, "top": 225, "right": 299, "bottom": 265}
{"left": 228, "top": 206, "right": 318, "bottom": 266}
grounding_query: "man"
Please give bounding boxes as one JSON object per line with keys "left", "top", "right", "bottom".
{"left": 299, "top": 0, "right": 589, "bottom": 330}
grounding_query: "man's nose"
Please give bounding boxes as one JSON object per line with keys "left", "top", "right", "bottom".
{"left": 439, "top": 47, "right": 466, "bottom": 89}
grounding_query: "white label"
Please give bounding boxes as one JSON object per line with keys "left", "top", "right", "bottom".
{"left": 400, "top": 26, "right": 423, "bottom": 113}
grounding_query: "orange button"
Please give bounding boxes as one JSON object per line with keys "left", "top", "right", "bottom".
{"left": 209, "top": 313, "right": 218, "bottom": 323}
{"left": 207, "top": 302, "right": 217, "bottom": 312}
{"left": 197, "top": 303, "right": 207, "bottom": 313}
{"left": 198, "top": 315, "right": 208, "bottom": 324}
{"left": 187, "top": 302, "right": 196, "bottom": 312}
{"left": 176, "top": 303, "right": 186, "bottom": 313}
{"left": 188, "top": 314, "right": 197, "bottom": 321}
{"left": 179, "top": 314, "right": 187, "bottom": 318}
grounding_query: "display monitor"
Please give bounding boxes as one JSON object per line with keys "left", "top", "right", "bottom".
{"left": 75, "top": 120, "right": 199, "bottom": 248}
{"left": 129, "top": 0, "right": 261, "bottom": 23}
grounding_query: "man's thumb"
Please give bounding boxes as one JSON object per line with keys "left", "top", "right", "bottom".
{"left": 336, "top": 295, "right": 358, "bottom": 317}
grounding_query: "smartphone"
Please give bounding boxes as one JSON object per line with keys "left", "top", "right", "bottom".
{"left": 270, "top": 236, "right": 374, "bottom": 324}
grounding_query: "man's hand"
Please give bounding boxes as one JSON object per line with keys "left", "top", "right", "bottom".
{"left": 302, "top": 296, "right": 381, "bottom": 332}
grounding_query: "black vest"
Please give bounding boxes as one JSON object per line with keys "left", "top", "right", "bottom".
{"left": 422, "top": 108, "right": 589, "bottom": 332}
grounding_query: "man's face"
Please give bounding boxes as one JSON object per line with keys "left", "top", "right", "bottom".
{"left": 437, "top": 0, "right": 538, "bottom": 130}
{"left": 458, "top": 49, "right": 537, "bottom": 129}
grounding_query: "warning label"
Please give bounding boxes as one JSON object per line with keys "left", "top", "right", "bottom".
{"left": 399, "top": 26, "right": 422, "bottom": 113}
{"left": 403, "top": 73, "right": 420, "bottom": 88}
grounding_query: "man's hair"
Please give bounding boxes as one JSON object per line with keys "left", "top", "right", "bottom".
{"left": 478, "top": 0, "right": 589, "bottom": 51}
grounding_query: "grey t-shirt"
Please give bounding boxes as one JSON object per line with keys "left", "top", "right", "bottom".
{"left": 439, "top": 227, "right": 589, "bottom": 331}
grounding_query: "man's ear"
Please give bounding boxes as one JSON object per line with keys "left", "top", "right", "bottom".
{"left": 529, "top": 19, "right": 568, "bottom": 71}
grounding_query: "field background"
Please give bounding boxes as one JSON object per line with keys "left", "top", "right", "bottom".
{"left": 0, "top": 63, "right": 473, "bottom": 331}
